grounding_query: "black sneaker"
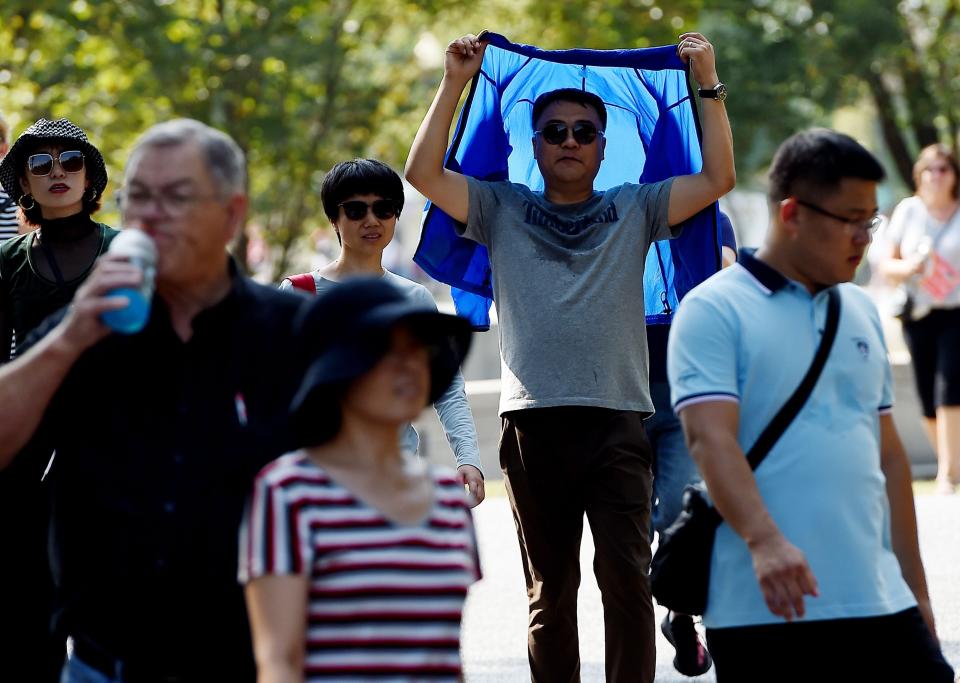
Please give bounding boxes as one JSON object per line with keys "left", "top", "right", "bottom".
{"left": 661, "top": 612, "right": 713, "bottom": 677}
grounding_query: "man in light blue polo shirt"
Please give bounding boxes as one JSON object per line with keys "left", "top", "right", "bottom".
{"left": 668, "top": 129, "right": 953, "bottom": 681}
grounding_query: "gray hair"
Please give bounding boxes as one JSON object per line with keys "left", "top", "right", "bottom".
{"left": 127, "top": 118, "right": 247, "bottom": 197}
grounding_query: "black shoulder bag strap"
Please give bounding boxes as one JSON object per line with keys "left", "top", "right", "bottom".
{"left": 745, "top": 285, "right": 841, "bottom": 470}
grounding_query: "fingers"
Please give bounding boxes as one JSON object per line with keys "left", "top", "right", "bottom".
{"left": 759, "top": 563, "right": 818, "bottom": 621}
{"left": 752, "top": 535, "right": 818, "bottom": 622}
{"left": 447, "top": 34, "right": 485, "bottom": 58}
{"left": 677, "top": 37, "right": 711, "bottom": 57}
{"left": 457, "top": 465, "right": 485, "bottom": 508}
{"left": 468, "top": 477, "right": 485, "bottom": 507}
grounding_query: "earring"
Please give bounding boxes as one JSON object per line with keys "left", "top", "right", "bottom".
{"left": 84, "top": 187, "right": 99, "bottom": 202}
{"left": 17, "top": 194, "right": 35, "bottom": 210}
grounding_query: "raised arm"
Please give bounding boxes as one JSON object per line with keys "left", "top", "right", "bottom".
{"left": 879, "top": 413, "right": 937, "bottom": 640}
{"left": 404, "top": 35, "right": 487, "bottom": 224}
{"left": 679, "top": 401, "right": 818, "bottom": 621}
{"left": 667, "top": 33, "right": 736, "bottom": 227}
{"left": 0, "top": 255, "right": 138, "bottom": 468}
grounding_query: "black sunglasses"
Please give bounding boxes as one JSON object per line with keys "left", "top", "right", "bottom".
{"left": 535, "top": 121, "right": 603, "bottom": 146}
{"left": 27, "top": 150, "right": 85, "bottom": 176}
{"left": 339, "top": 199, "right": 400, "bottom": 221}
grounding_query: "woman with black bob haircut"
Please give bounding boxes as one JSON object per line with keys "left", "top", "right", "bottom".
{"left": 239, "top": 277, "right": 481, "bottom": 682}
{"left": 320, "top": 158, "right": 404, "bottom": 245}
{"left": 0, "top": 118, "right": 118, "bottom": 360}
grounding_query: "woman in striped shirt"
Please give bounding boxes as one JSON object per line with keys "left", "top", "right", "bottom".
{"left": 240, "top": 277, "right": 480, "bottom": 683}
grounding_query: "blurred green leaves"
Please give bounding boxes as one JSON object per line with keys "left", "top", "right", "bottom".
{"left": 1, "top": 0, "right": 956, "bottom": 277}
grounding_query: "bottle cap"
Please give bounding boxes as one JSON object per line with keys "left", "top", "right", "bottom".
{"left": 108, "top": 229, "right": 157, "bottom": 263}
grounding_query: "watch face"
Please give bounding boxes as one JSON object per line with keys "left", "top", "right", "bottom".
{"left": 715, "top": 83, "right": 728, "bottom": 102}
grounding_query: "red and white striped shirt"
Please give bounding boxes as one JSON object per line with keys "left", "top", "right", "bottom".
{"left": 239, "top": 451, "right": 481, "bottom": 681}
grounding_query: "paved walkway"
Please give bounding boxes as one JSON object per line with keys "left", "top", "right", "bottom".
{"left": 462, "top": 493, "right": 960, "bottom": 681}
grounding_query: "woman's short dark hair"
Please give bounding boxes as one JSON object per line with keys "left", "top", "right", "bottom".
{"left": 768, "top": 128, "right": 885, "bottom": 203}
{"left": 913, "top": 144, "right": 959, "bottom": 199}
{"left": 19, "top": 139, "right": 102, "bottom": 227}
{"left": 320, "top": 158, "right": 404, "bottom": 223}
{"left": 532, "top": 89, "right": 608, "bottom": 130}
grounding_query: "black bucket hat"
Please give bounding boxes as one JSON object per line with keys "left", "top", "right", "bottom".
{"left": 0, "top": 118, "right": 108, "bottom": 204}
{"left": 290, "top": 277, "right": 473, "bottom": 447}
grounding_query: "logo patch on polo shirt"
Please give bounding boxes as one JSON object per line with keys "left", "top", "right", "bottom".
{"left": 853, "top": 337, "right": 870, "bottom": 360}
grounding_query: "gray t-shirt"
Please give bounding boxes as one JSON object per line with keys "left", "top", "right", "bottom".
{"left": 462, "top": 177, "right": 677, "bottom": 415}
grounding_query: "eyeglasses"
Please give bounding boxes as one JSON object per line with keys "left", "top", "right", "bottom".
{"left": 339, "top": 199, "right": 400, "bottom": 221}
{"left": 118, "top": 188, "right": 221, "bottom": 217}
{"left": 795, "top": 199, "right": 882, "bottom": 234}
{"left": 27, "top": 150, "right": 85, "bottom": 176}
{"left": 535, "top": 121, "right": 603, "bottom": 146}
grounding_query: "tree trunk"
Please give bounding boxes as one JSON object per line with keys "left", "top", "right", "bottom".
{"left": 863, "top": 70, "right": 915, "bottom": 190}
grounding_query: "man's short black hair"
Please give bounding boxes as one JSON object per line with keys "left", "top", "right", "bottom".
{"left": 320, "top": 158, "right": 404, "bottom": 222}
{"left": 532, "top": 89, "right": 608, "bottom": 130}
{"left": 768, "top": 129, "right": 885, "bottom": 203}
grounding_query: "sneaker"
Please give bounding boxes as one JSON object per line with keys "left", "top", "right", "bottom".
{"left": 661, "top": 612, "right": 713, "bottom": 677}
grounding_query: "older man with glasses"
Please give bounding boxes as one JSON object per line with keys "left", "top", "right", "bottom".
{"left": 0, "top": 118, "right": 307, "bottom": 682}
{"left": 405, "top": 32, "right": 735, "bottom": 683}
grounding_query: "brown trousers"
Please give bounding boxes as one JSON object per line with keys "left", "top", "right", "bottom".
{"left": 500, "top": 407, "right": 655, "bottom": 683}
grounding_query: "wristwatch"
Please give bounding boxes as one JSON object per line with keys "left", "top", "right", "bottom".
{"left": 698, "top": 83, "right": 727, "bottom": 102}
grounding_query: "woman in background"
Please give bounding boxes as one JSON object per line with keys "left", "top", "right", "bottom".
{"left": 881, "top": 144, "right": 960, "bottom": 494}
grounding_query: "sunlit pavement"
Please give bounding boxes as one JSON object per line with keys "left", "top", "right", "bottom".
{"left": 462, "top": 493, "right": 960, "bottom": 682}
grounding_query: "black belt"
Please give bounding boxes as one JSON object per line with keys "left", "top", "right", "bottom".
{"left": 72, "top": 636, "right": 188, "bottom": 683}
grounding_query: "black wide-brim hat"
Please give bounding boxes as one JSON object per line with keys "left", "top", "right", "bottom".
{"left": 0, "top": 118, "right": 108, "bottom": 204}
{"left": 290, "top": 277, "right": 473, "bottom": 446}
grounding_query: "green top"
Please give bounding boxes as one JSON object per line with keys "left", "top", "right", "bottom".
{"left": 0, "top": 220, "right": 118, "bottom": 352}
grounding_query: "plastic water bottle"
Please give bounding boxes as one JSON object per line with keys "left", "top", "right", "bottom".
{"left": 100, "top": 229, "right": 157, "bottom": 334}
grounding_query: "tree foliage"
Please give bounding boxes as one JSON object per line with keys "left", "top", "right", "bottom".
{"left": 2, "top": 0, "right": 957, "bottom": 276}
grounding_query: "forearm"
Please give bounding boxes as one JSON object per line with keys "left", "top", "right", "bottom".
{"left": 256, "top": 661, "right": 304, "bottom": 683}
{"left": 689, "top": 430, "right": 779, "bottom": 547}
{"left": 0, "top": 324, "right": 80, "bottom": 467}
{"left": 882, "top": 432, "right": 930, "bottom": 601}
{"left": 433, "top": 371, "right": 483, "bottom": 473}
{"left": 405, "top": 76, "right": 469, "bottom": 189}
{"left": 698, "top": 98, "right": 736, "bottom": 195}
{"left": 877, "top": 257, "right": 916, "bottom": 283}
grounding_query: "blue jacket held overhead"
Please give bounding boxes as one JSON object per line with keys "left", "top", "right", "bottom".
{"left": 413, "top": 32, "right": 721, "bottom": 330}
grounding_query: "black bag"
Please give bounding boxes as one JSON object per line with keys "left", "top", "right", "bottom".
{"left": 649, "top": 286, "right": 841, "bottom": 616}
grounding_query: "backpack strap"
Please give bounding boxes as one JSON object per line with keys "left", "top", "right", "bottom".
{"left": 286, "top": 272, "right": 317, "bottom": 295}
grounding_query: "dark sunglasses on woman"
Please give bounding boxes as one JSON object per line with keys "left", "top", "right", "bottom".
{"left": 27, "top": 150, "right": 85, "bottom": 176}
{"left": 535, "top": 121, "right": 603, "bottom": 146}
{"left": 339, "top": 199, "right": 400, "bottom": 221}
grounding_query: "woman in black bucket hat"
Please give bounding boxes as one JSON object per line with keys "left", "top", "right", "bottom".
{"left": 0, "top": 117, "right": 118, "bottom": 359}
{"left": 239, "top": 277, "right": 481, "bottom": 682}
{"left": 0, "top": 118, "right": 118, "bottom": 682}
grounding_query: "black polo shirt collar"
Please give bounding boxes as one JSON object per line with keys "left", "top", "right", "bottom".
{"left": 737, "top": 247, "right": 789, "bottom": 295}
